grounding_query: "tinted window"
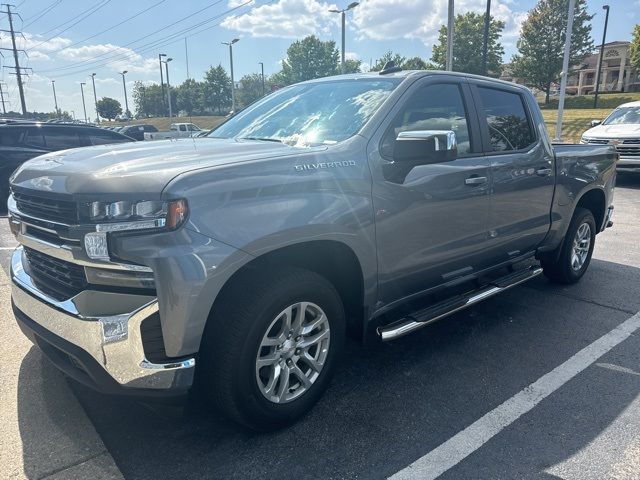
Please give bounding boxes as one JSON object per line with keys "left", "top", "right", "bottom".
{"left": 382, "top": 83, "right": 472, "bottom": 157}
{"left": 143, "top": 125, "right": 158, "bottom": 132}
{"left": 88, "top": 130, "right": 132, "bottom": 145}
{"left": 0, "top": 128, "right": 25, "bottom": 146}
{"left": 179, "top": 125, "right": 187, "bottom": 131}
{"left": 477, "top": 87, "right": 535, "bottom": 152}
{"left": 44, "top": 129, "right": 82, "bottom": 150}
{"left": 24, "top": 129, "right": 46, "bottom": 149}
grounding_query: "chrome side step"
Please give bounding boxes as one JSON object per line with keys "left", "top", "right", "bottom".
{"left": 377, "top": 266, "right": 543, "bottom": 341}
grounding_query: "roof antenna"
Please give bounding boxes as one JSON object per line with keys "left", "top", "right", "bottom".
{"left": 379, "top": 60, "right": 402, "bottom": 75}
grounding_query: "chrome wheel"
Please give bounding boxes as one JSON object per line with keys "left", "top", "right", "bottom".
{"left": 255, "top": 302, "right": 330, "bottom": 404}
{"left": 571, "top": 222, "right": 591, "bottom": 271}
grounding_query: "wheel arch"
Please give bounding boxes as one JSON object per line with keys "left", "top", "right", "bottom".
{"left": 575, "top": 187, "right": 606, "bottom": 232}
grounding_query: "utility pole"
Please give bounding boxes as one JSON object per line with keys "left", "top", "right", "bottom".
{"left": 481, "top": 0, "right": 491, "bottom": 75}
{"left": 554, "top": 0, "right": 576, "bottom": 142}
{"left": 593, "top": 5, "right": 610, "bottom": 108}
{"left": 90, "top": 73, "right": 99, "bottom": 122}
{"left": 162, "top": 58, "right": 173, "bottom": 118}
{"left": 80, "top": 82, "right": 88, "bottom": 123}
{"left": 259, "top": 62, "right": 265, "bottom": 96}
{"left": 51, "top": 80, "right": 59, "bottom": 117}
{"left": 446, "top": 0, "right": 454, "bottom": 71}
{"left": 185, "top": 38, "right": 190, "bottom": 79}
{"left": 0, "top": 82, "right": 8, "bottom": 114}
{"left": 1, "top": 4, "right": 28, "bottom": 115}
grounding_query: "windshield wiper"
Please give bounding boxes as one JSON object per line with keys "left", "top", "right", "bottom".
{"left": 238, "top": 136, "right": 283, "bottom": 143}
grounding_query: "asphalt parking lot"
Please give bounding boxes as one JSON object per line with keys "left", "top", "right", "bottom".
{"left": 2, "top": 173, "right": 640, "bottom": 480}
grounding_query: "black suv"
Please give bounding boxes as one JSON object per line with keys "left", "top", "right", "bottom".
{"left": 118, "top": 124, "right": 158, "bottom": 141}
{"left": 0, "top": 121, "right": 134, "bottom": 207}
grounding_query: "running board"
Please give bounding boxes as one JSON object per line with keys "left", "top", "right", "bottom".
{"left": 377, "top": 266, "right": 543, "bottom": 341}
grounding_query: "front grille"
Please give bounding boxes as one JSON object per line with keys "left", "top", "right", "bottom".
{"left": 13, "top": 191, "right": 78, "bottom": 224}
{"left": 24, "top": 247, "right": 87, "bottom": 300}
{"left": 616, "top": 146, "right": 640, "bottom": 157}
{"left": 622, "top": 139, "right": 640, "bottom": 144}
{"left": 585, "top": 138, "right": 609, "bottom": 145}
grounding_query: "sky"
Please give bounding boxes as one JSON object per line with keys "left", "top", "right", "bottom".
{"left": 0, "top": 0, "right": 637, "bottom": 119}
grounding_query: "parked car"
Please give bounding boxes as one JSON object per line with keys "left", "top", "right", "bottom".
{"left": 144, "top": 122, "right": 202, "bottom": 140}
{"left": 8, "top": 70, "right": 616, "bottom": 431}
{"left": 119, "top": 124, "right": 159, "bottom": 141}
{"left": 581, "top": 100, "right": 640, "bottom": 171}
{"left": 0, "top": 121, "right": 134, "bottom": 207}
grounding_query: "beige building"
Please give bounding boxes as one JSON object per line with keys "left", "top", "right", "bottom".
{"left": 567, "top": 41, "right": 640, "bottom": 95}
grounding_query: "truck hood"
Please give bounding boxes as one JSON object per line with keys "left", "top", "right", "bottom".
{"left": 11, "top": 138, "right": 323, "bottom": 197}
{"left": 584, "top": 123, "right": 640, "bottom": 139}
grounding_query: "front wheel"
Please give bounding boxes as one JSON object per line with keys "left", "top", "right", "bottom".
{"left": 198, "top": 267, "right": 345, "bottom": 431}
{"left": 541, "top": 207, "right": 596, "bottom": 284}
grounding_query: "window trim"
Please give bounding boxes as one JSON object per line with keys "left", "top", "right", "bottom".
{"left": 377, "top": 80, "right": 480, "bottom": 162}
{"left": 470, "top": 82, "right": 539, "bottom": 155}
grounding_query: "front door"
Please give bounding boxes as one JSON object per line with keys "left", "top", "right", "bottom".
{"left": 370, "top": 79, "right": 492, "bottom": 307}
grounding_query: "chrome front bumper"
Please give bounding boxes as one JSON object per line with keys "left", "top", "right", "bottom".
{"left": 11, "top": 247, "right": 195, "bottom": 392}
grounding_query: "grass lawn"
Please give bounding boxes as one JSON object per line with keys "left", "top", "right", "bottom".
{"left": 100, "top": 115, "right": 226, "bottom": 131}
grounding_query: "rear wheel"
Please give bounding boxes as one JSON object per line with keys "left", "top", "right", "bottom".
{"left": 198, "top": 267, "right": 345, "bottom": 431}
{"left": 541, "top": 207, "right": 596, "bottom": 284}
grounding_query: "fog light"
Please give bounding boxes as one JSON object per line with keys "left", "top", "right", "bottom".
{"left": 84, "top": 232, "right": 109, "bottom": 260}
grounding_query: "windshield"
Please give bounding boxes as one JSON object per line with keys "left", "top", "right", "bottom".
{"left": 603, "top": 107, "right": 640, "bottom": 125}
{"left": 210, "top": 79, "right": 400, "bottom": 146}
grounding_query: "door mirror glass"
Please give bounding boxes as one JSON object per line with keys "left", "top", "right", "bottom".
{"left": 393, "top": 130, "right": 457, "bottom": 163}
{"left": 590, "top": 119, "right": 602, "bottom": 127}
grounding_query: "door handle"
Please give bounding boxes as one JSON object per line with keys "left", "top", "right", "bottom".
{"left": 465, "top": 176, "right": 487, "bottom": 186}
{"left": 536, "top": 168, "right": 553, "bottom": 177}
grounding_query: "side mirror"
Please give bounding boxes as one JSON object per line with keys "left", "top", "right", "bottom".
{"left": 393, "top": 130, "right": 457, "bottom": 163}
{"left": 590, "top": 119, "right": 602, "bottom": 127}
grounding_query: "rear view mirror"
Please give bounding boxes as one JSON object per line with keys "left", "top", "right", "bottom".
{"left": 590, "top": 119, "right": 602, "bottom": 127}
{"left": 393, "top": 130, "right": 457, "bottom": 163}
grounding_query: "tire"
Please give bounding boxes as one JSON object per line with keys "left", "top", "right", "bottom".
{"left": 541, "top": 207, "right": 596, "bottom": 284}
{"left": 198, "top": 267, "right": 345, "bottom": 431}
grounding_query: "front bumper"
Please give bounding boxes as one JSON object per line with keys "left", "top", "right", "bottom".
{"left": 11, "top": 247, "right": 195, "bottom": 396}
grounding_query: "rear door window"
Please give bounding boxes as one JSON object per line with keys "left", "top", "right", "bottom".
{"left": 24, "top": 129, "right": 46, "bottom": 149}
{"left": 476, "top": 87, "right": 536, "bottom": 152}
{"left": 43, "top": 129, "right": 82, "bottom": 150}
{"left": 87, "top": 130, "right": 132, "bottom": 145}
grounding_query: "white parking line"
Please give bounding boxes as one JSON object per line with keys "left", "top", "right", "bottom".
{"left": 389, "top": 311, "right": 640, "bottom": 480}
{"left": 0, "top": 246, "right": 16, "bottom": 250}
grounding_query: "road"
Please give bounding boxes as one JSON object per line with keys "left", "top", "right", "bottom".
{"left": 1, "top": 173, "right": 639, "bottom": 479}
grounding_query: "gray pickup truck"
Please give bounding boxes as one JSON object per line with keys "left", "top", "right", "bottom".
{"left": 9, "top": 70, "right": 616, "bottom": 431}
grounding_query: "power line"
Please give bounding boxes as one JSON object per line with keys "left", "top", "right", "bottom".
{"left": 42, "top": 1, "right": 258, "bottom": 78}
{"left": 22, "top": 0, "right": 62, "bottom": 29}
{"left": 37, "top": 0, "right": 228, "bottom": 72}
{"left": 29, "top": 0, "right": 110, "bottom": 49}
{"left": 46, "top": 0, "right": 167, "bottom": 56}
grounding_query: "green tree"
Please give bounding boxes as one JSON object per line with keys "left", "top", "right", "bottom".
{"left": 280, "top": 35, "right": 339, "bottom": 84}
{"left": 96, "top": 97, "right": 122, "bottom": 121}
{"left": 343, "top": 58, "right": 362, "bottom": 73}
{"left": 630, "top": 24, "right": 640, "bottom": 73}
{"left": 132, "top": 81, "right": 166, "bottom": 117}
{"left": 511, "top": 0, "right": 593, "bottom": 104}
{"left": 236, "top": 73, "right": 265, "bottom": 109}
{"left": 176, "top": 79, "right": 203, "bottom": 115}
{"left": 431, "top": 12, "right": 505, "bottom": 76}
{"left": 203, "top": 65, "right": 232, "bottom": 114}
{"left": 370, "top": 52, "right": 433, "bottom": 72}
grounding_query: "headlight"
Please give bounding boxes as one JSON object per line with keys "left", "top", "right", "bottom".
{"left": 83, "top": 199, "right": 188, "bottom": 260}
{"left": 86, "top": 199, "right": 187, "bottom": 229}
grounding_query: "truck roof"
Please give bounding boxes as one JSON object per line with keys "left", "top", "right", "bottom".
{"left": 617, "top": 101, "right": 640, "bottom": 108}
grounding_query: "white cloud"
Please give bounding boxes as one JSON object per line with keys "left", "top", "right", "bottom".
{"left": 58, "top": 43, "right": 158, "bottom": 74}
{"left": 345, "top": 51, "right": 359, "bottom": 60}
{"left": 222, "top": 0, "right": 339, "bottom": 38}
{"left": 221, "top": 0, "right": 526, "bottom": 48}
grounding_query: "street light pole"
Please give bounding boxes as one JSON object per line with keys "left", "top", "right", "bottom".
{"left": 51, "top": 80, "right": 59, "bottom": 117}
{"left": 481, "top": 0, "right": 491, "bottom": 75}
{"left": 163, "top": 58, "right": 173, "bottom": 118}
{"left": 259, "top": 61, "right": 265, "bottom": 96}
{"left": 593, "top": 5, "right": 610, "bottom": 108}
{"left": 119, "top": 71, "right": 129, "bottom": 118}
{"left": 222, "top": 38, "right": 239, "bottom": 113}
{"left": 90, "top": 73, "right": 99, "bottom": 123}
{"left": 159, "top": 53, "right": 167, "bottom": 115}
{"left": 80, "top": 82, "right": 87, "bottom": 123}
{"left": 329, "top": 2, "right": 359, "bottom": 74}
{"left": 446, "top": 0, "right": 455, "bottom": 71}
{"left": 554, "top": 0, "right": 576, "bottom": 142}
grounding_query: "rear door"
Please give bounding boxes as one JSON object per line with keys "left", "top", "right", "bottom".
{"left": 470, "top": 80, "right": 554, "bottom": 261}
{"left": 370, "top": 77, "right": 493, "bottom": 305}
{"left": 42, "top": 127, "right": 84, "bottom": 151}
